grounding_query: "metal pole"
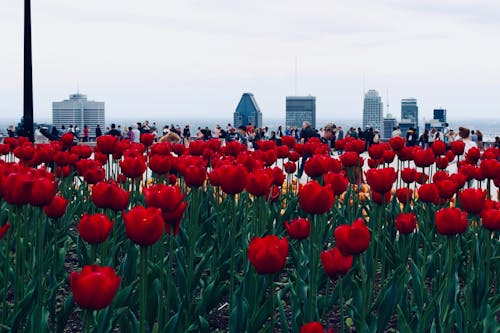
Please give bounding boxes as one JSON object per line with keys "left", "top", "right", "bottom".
{"left": 24, "top": 0, "right": 34, "bottom": 141}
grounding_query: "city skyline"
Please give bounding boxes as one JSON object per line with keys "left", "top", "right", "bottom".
{"left": 1, "top": 1, "right": 499, "bottom": 122}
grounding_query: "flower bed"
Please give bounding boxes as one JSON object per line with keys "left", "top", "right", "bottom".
{"left": 0, "top": 135, "right": 498, "bottom": 332}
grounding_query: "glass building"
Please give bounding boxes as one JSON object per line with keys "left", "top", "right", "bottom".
{"left": 362, "top": 90, "right": 383, "bottom": 131}
{"left": 433, "top": 109, "right": 447, "bottom": 123}
{"left": 286, "top": 96, "right": 316, "bottom": 129}
{"left": 233, "top": 93, "right": 263, "bottom": 128}
{"left": 52, "top": 93, "right": 104, "bottom": 137}
{"left": 401, "top": 98, "right": 419, "bottom": 136}
{"left": 383, "top": 114, "right": 397, "bottom": 140}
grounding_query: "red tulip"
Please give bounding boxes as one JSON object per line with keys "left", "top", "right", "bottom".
{"left": 413, "top": 148, "right": 435, "bottom": 168}
{"left": 401, "top": 168, "right": 416, "bottom": 184}
{"left": 60, "top": 132, "right": 75, "bottom": 148}
{"left": 30, "top": 176, "right": 57, "bottom": 207}
{"left": 465, "top": 147, "right": 481, "bottom": 164}
{"left": 414, "top": 171, "right": 429, "bottom": 185}
{"left": 120, "top": 156, "right": 147, "bottom": 179}
{"left": 436, "top": 180, "right": 458, "bottom": 200}
{"left": 248, "top": 235, "right": 288, "bottom": 274}
{"left": 247, "top": 169, "right": 273, "bottom": 197}
{"left": 284, "top": 218, "right": 310, "bottom": 240}
{"left": 431, "top": 140, "right": 446, "bottom": 156}
{"left": 389, "top": 136, "right": 405, "bottom": 151}
{"left": 480, "top": 159, "right": 500, "bottom": 179}
{"left": 396, "top": 188, "right": 413, "bottom": 204}
{"left": 283, "top": 161, "right": 297, "bottom": 174}
{"left": 82, "top": 166, "right": 106, "bottom": 184}
{"left": 2, "top": 172, "right": 34, "bottom": 205}
{"left": 368, "top": 144, "right": 384, "bottom": 160}
{"left": 14, "top": 143, "right": 35, "bottom": 161}
{"left": 394, "top": 212, "right": 417, "bottom": 234}
{"left": 320, "top": 247, "right": 353, "bottom": 277}
{"left": 281, "top": 136, "right": 296, "bottom": 149}
{"left": 96, "top": 135, "right": 119, "bottom": 155}
{"left": 217, "top": 164, "right": 248, "bottom": 195}
{"left": 418, "top": 183, "right": 438, "bottom": 204}
{"left": 304, "top": 155, "right": 325, "bottom": 178}
{"left": 78, "top": 214, "right": 114, "bottom": 244}
{"left": 182, "top": 164, "right": 207, "bottom": 188}
{"left": 435, "top": 207, "right": 468, "bottom": 235}
{"left": 365, "top": 167, "right": 397, "bottom": 194}
{"left": 70, "top": 265, "right": 120, "bottom": 310}
{"left": 451, "top": 140, "right": 465, "bottom": 156}
{"left": 324, "top": 172, "right": 348, "bottom": 196}
{"left": 0, "top": 224, "right": 10, "bottom": 240}
{"left": 275, "top": 145, "right": 289, "bottom": 159}
{"left": 397, "top": 146, "right": 414, "bottom": 162}
{"left": 143, "top": 184, "right": 187, "bottom": 235}
{"left": 91, "top": 181, "right": 130, "bottom": 211}
{"left": 0, "top": 144, "right": 10, "bottom": 155}
{"left": 481, "top": 209, "right": 500, "bottom": 231}
{"left": 458, "top": 188, "right": 486, "bottom": 215}
{"left": 299, "top": 181, "right": 334, "bottom": 215}
{"left": 148, "top": 154, "right": 172, "bottom": 175}
{"left": 345, "top": 139, "right": 365, "bottom": 153}
{"left": 382, "top": 149, "right": 396, "bottom": 163}
{"left": 340, "top": 152, "right": 362, "bottom": 168}
{"left": 140, "top": 133, "right": 155, "bottom": 147}
{"left": 371, "top": 191, "right": 392, "bottom": 205}
{"left": 43, "top": 195, "right": 68, "bottom": 219}
{"left": 435, "top": 156, "right": 449, "bottom": 170}
{"left": 123, "top": 206, "right": 164, "bottom": 246}
{"left": 334, "top": 218, "right": 370, "bottom": 256}
{"left": 288, "top": 151, "right": 300, "bottom": 162}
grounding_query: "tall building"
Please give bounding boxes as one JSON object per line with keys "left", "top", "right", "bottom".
{"left": 362, "top": 90, "right": 383, "bottom": 131}
{"left": 401, "top": 98, "right": 419, "bottom": 136}
{"left": 383, "top": 114, "right": 397, "bottom": 140}
{"left": 286, "top": 96, "right": 316, "bottom": 129}
{"left": 52, "top": 93, "right": 104, "bottom": 137}
{"left": 433, "top": 108, "right": 447, "bottom": 123}
{"left": 233, "top": 93, "right": 263, "bottom": 128}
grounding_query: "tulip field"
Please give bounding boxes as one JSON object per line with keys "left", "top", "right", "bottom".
{"left": 0, "top": 133, "right": 499, "bottom": 332}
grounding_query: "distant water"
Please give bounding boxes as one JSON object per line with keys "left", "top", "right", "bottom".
{"left": 1, "top": 117, "right": 499, "bottom": 142}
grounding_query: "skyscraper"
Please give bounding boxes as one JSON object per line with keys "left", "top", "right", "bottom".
{"left": 433, "top": 108, "right": 447, "bottom": 123}
{"left": 233, "top": 93, "right": 263, "bottom": 128}
{"left": 401, "top": 98, "right": 419, "bottom": 136}
{"left": 362, "top": 90, "right": 383, "bottom": 131}
{"left": 52, "top": 93, "right": 104, "bottom": 137}
{"left": 383, "top": 114, "right": 397, "bottom": 140}
{"left": 286, "top": 96, "right": 316, "bottom": 129}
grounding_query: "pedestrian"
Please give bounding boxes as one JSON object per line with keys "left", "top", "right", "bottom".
{"left": 95, "top": 124, "right": 102, "bottom": 139}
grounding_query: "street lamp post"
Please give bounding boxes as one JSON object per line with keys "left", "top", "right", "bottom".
{"left": 24, "top": 0, "right": 34, "bottom": 141}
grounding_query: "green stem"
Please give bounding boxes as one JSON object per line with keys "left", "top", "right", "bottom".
{"left": 339, "top": 277, "right": 345, "bottom": 333}
{"left": 270, "top": 276, "right": 275, "bottom": 332}
{"left": 83, "top": 309, "right": 92, "bottom": 333}
{"left": 140, "top": 246, "right": 148, "bottom": 333}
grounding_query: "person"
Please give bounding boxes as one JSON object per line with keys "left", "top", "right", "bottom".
{"left": 297, "top": 121, "right": 318, "bottom": 178}
{"left": 337, "top": 126, "right": 344, "bottom": 140}
{"left": 236, "top": 125, "right": 248, "bottom": 145}
{"left": 476, "top": 130, "right": 484, "bottom": 150}
{"left": 458, "top": 127, "right": 477, "bottom": 154}
{"left": 470, "top": 130, "right": 478, "bottom": 143}
{"left": 445, "top": 128, "right": 457, "bottom": 147}
{"left": 418, "top": 129, "right": 429, "bottom": 149}
{"left": 83, "top": 125, "right": 89, "bottom": 142}
{"left": 7, "top": 125, "right": 15, "bottom": 137}
{"left": 132, "top": 124, "right": 141, "bottom": 143}
{"left": 372, "top": 129, "right": 381, "bottom": 144}
{"left": 495, "top": 136, "right": 500, "bottom": 149}
{"left": 406, "top": 129, "right": 416, "bottom": 147}
{"left": 108, "top": 123, "right": 121, "bottom": 138}
{"left": 226, "top": 128, "right": 237, "bottom": 142}
{"left": 95, "top": 124, "right": 103, "bottom": 139}
{"left": 276, "top": 125, "right": 283, "bottom": 146}
{"left": 392, "top": 126, "right": 402, "bottom": 138}
{"left": 159, "top": 131, "right": 181, "bottom": 144}
{"left": 320, "top": 123, "right": 336, "bottom": 154}
{"left": 183, "top": 125, "right": 191, "bottom": 145}
{"left": 51, "top": 126, "right": 59, "bottom": 140}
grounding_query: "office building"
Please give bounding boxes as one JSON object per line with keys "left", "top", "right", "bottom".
{"left": 233, "top": 93, "right": 263, "bottom": 128}
{"left": 401, "top": 98, "right": 419, "bottom": 136}
{"left": 383, "top": 114, "right": 397, "bottom": 140}
{"left": 362, "top": 90, "right": 383, "bottom": 131}
{"left": 52, "top": 93, "right": 104, "bottom": 138}
{"left": 286, "top": 96, "right": 316, "bottom": 129}
{"left": 433, "top": 108, "right": 447, "bottom": 123}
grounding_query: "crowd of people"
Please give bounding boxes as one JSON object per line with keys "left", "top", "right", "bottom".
{"left": 7, "top": 120, "right": 500, "bottom": 152}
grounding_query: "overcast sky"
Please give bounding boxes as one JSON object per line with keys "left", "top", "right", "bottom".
{"left": 1, "top": 0, "right": 499, "bottom": 123}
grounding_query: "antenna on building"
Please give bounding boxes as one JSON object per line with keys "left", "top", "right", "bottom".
{"left": 294, "top": 56, "right": 298, "bottom": 95}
